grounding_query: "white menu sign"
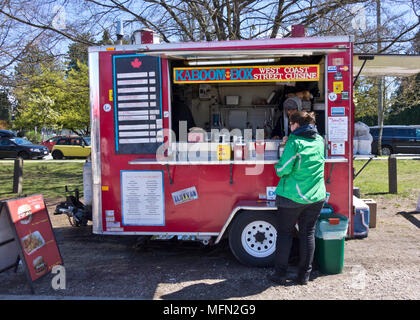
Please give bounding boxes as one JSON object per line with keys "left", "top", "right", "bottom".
{"left": 328, "top": 116, "right": 348, "bottom": 142}
{"left": 121, "top": 170, "right": 164, "bottom": 226}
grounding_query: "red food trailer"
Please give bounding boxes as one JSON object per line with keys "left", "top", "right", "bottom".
{"left": 88, "top": 33, "right": 356, "bottom": 266}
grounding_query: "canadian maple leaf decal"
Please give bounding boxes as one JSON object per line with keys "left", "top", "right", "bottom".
{"left": 131, "top": 58, "right": 142, "bottom": 68}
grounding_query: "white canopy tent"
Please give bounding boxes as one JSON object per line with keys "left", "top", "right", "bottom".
{"left": 353, "top": 54, "right": 420, "bottom": 77}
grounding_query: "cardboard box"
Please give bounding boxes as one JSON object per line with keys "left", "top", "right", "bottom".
{"left": 362, "top": 199, "right": 377, "bottom": 228}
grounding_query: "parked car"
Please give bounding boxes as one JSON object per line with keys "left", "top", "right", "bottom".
{"left": 0, "top": 129, "right": 16, "bottom": 137}
{"left": 51, "top": 136, "right": 91, "bottom": 159}
{"left": 0, "top": 137, "right": 50, "bottom": 159}
{"left": 42, "top": 135, "right": 77, "bottom": 151}
{"left": 370, "top": 125, "right": 420, "bottom": 155}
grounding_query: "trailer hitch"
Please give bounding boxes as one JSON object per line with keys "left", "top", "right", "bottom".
{"left": 54, "top": 186, "right": 92, "bottom": 227}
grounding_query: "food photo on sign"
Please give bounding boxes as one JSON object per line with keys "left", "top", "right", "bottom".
{"left": 21, "top": 231, "right": 45, "bottom": 256}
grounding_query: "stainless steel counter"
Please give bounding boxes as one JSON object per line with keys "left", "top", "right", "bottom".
{"left": 128, "top": 157, "right": 348, "bottom": 165}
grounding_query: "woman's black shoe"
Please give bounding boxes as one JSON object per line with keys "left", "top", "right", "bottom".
{"left": 268, "top": 274, "right": 287, "bottom": 285}
{"left": 295, "top": 272, "right": 310, "bottom": 285}
{"left": 296, "top": 277, "right": 309, "bottom": 285}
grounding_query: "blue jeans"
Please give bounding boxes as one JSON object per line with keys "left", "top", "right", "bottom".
{"left": 274, "top": 196, "right": 324, "bottom": 277}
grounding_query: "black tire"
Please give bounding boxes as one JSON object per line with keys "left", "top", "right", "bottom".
{"left": 228, "top": 210, "right": 277, "bottom": 267}
{"left": 52, "top": 150, "right": 64, "bottom": 160}
{"left": 18, "top": 151, "right": 30, "bottom": 160}
{"left": 381, "top": 145, "right": 392, "bottom": 156}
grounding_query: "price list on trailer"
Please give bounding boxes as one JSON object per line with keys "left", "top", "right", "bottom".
{"left": 112, "top": 55, "right": 163, "bottom": 154}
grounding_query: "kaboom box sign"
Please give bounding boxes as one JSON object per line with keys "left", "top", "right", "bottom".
{"left": 174, "top": 65, "right": 319, "bottom": 83}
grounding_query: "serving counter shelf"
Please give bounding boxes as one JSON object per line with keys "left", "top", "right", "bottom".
{"left": 128, "top": 157, "right": 348, "bottom": 165}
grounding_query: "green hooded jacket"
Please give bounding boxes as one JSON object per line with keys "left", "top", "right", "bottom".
{"left": 274, "top": 124, "right": 326, "bottom": 204}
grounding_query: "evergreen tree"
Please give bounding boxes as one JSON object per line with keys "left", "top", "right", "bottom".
{"left": 66, "top": 33, "right": 95, "bottom": 71}
{"left": 0, "top": 89, "right": 11, "bottom": 122}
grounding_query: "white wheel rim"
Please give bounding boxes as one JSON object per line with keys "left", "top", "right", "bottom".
{"left": 241, "top": 220, "right": 277, "bottom": 258}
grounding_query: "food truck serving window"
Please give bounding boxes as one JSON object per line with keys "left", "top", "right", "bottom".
{"left": 112, "top": 54, "right": 163, "bottom": 154}
{"left": 168, "top": 54, "right": 326, "bottom": 144}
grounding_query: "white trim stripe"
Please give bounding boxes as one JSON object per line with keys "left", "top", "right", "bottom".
{"left": 118, "top": 110, "right": 149, "bottom": 116}
{"left": 276, "top": 153, "right": 301, "bottom": 173}
{"left": 117, "top": 72, "right": 148, "bottom": 78}
{"left": 89, "top": 36, "right": 352, "bottom": 53}
{"left": 296, "top": 183, "right": 311, "bottom": 203}
{"left": 118, "top": 102, "right": 149, "bottom": 108}
{"left": 117, "top": 79, "right": 148, "bottom": 85}
{"left": 118, "top": 94, "right": 148, "bottom": 101}
{"left": 119, "top": 124, "right": 149, "bottom": 130}
{"left": 118, "top": 87, "right": 149, "bottom": 93}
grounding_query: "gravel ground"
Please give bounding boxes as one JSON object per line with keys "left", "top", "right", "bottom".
{"left": 1, "top": 196, "right": 419, "bottom": 300}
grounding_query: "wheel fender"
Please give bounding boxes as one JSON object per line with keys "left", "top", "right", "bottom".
{"left": 214, "top": 200, "right": 277, "bottom": 244}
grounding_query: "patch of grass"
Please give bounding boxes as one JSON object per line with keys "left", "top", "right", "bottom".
{"left": 0, "top": 162, "right": 84, "bottom": 200}
{"left": 354, "top": 159, "right": 420, "bottom": 200}
{"left": 1, "top": 159, "right": 418, "bottom": 204}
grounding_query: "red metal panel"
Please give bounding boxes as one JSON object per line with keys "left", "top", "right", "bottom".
{"left": 140, "top": 30, "right": 154, "bottom": 44}
{"left": 94, "top": 39, "right": 354, "bottom": 236}
{"left": 325, "top": 163, "right": 350, "bottom": 217}
{"left": 98, "top": 51, "right": 170, "bottom": 232}
{"left": 325, "top": 48, "right": 354, "bottom": 236}
{"left": 196, "top": 164, "right": 278, "bottom": 232}
{"left": 349, "top": 43, "right": 355, "bottom": 237}
{"left": 291, "top": 24, "right": 306, "bottom": 37}
{"left": 98, "top": 161, "right": 343, "bottom": 234}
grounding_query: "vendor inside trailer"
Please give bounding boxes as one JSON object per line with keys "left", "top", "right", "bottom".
{"left": 169, "top": 55, "right": 326, "bottom": 149}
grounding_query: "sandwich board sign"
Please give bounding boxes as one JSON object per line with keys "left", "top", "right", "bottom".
{"left": 0, "top": 194, "right": 63, "bottom": 293}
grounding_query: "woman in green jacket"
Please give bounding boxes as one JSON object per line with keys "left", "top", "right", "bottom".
{"left": 269, "top": 111, "right": 326, "bottom": 285}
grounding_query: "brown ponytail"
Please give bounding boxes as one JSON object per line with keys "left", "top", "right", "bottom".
{"left": 289, "top": 111, "right": 316, "bottom": 127}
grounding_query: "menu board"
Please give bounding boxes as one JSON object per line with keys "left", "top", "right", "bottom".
{"left": 1, "top": 195, "right": 63, "bottom": 287}
{"left": 121, "top": 170, "right": 165, "bottom": 226}
{"left": 328, "top": 116, "right": 348, "bottom": 142}
{"left": 113, "top": 54, "right": 163, "bottom": 154}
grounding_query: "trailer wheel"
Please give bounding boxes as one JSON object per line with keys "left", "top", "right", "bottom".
{"left": 229, "top": 211, "right": 277, "bottom": 267}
